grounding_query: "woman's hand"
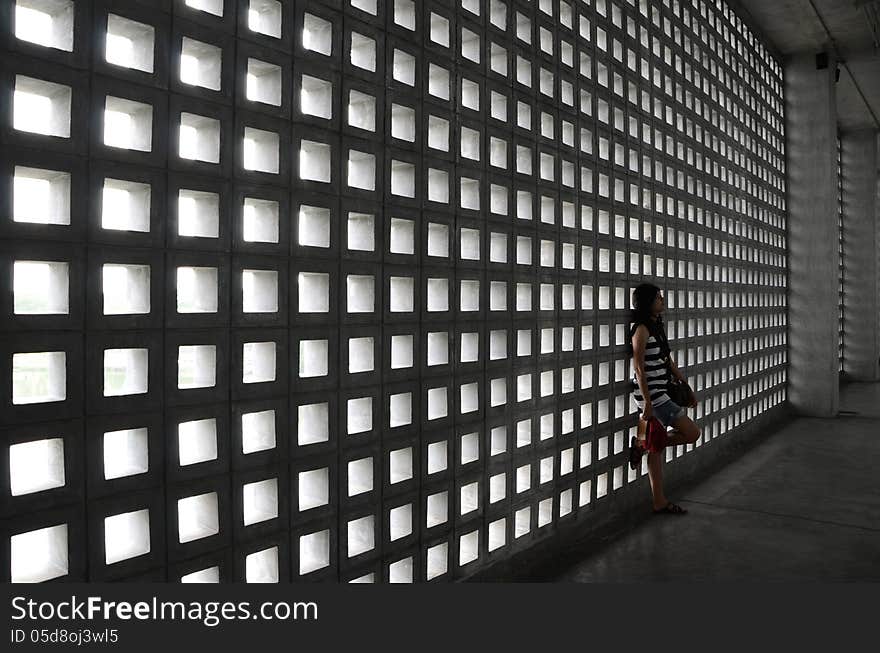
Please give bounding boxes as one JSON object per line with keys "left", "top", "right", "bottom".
{"left": 674, "top": 375, "right": 697, "bottom": 408}
{"left": 641, "top": 404, "right": 653, "bottom": 422}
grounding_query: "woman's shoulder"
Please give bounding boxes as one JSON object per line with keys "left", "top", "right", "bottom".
{"left": 629, "top": 321, "right": 651, "bottom": 337}
{"left": 631, "top": 320, "right": 665, "bottom": 342}
{"left": 630, "top": 317, "right": 655, "bottom": 328}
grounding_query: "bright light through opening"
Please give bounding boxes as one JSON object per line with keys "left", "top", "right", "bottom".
{"left": 15, "top": 5, "right": 52, "bottom": 46}
{"left": 9, "top": 438, "right": 65, "bottom": 496}
{"left": 104, "top": 509, "right": 151, "bottom": 565}
{"left": 103, "top": 264, "right": 151, "bottom": 315}
{"left": 13, "top": 167, "right": 71, "bottom": 225}
{"left": 243, "top": 198, "right": 279, "bottom": 243}
{"left": 102, "top": 186, "right": 131, "bottom": 230}
{"left": 10, "top": 524, "right": 68, "bottom": 583}
{"left": 185, "top": 0, "right": 223, "bottom": 17}
{"left": 14, "top": 76, "right": 71, "bottom": 138}
{"left": 103, "top": 427, "right": 149, "bottom": 480}
{"left": 103, "top": 348, "right": 149, "bottom": 397}
{"left": 248, "top": 1, "right": 282, "bottom": 38}
{"left": 14, "top": 90, "right": 52, "bottom": 133}
{"left": 102, "top": 179, "right": 151, "bottom": 232}
{"left": 105, "top": 33, "right": 133, "bottom": 67}
{"left": 104, "top": 14, "right": 154, "bottom": 73}
{"left": 14, "top": 1, "right": 73, "bottom": 52}
{"left": 104, "top": 109, "right": 132, "bottom": 148}
{"left": 176, "top": 267, "right": 218, "bottom": 313}
{"left": 13, "top": 261, "right": 69, "bottom": 315}
{"left": 179, "top": 124, "right": 198, "bottom": 159}
{"left": 12, "top": 351, "right": 66, "bottom": 405}
{"left": 180, "top": 54, "right": 199, "bottom": 86}
{"left": 178, "top": 190, "right": 219, "bottom": 238}
{"left": 13, "top": 175, "right": 50, "bottom": 222}
{"left": 178, "top": 418, "right": 218, "bottom": 466}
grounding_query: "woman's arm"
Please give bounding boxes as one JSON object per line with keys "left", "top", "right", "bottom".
{"left": 667, "top": 356, "right": 685, "bottom": 382}
{"left": 667, "top": 354, "right": 697, "bottom": 406}
{"left": 631, "top": 326, "right": 654, "bottom": 411}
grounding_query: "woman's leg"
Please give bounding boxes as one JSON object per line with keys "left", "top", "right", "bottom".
{"left": 647, "top": 450, "right": 667, "bottom": 509}
{"left": 646, "top": 413, "right": 700, "bottom": 509}
{"left": 665, "top": 414, "right": 701, "bottom": 446}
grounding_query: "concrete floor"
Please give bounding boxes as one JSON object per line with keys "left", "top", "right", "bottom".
{"left": 548, "top": 381, "right": 880, "bottom": 581}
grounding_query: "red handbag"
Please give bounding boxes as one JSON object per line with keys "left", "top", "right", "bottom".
{"left": 643, "top": 416, "right": 668, "bottom": 453}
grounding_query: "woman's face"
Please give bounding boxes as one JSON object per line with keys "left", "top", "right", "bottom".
{"left": 651, "top": 292, "right": 664, "bottom": 315}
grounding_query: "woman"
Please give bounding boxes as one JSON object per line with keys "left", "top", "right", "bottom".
{"left": 627, "top": 283, "right": 700, "bottom": 515}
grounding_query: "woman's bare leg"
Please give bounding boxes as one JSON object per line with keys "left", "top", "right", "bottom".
{"left": 647, "top": 450, "right": 667, "bottom": 509}
{"left": 646, "top": 415, "right": 700, "bottom": 509}
{"left": 665, "top": 415, "right": 700, "bottom": 446}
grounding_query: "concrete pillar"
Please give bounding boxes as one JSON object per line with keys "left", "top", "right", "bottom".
{"left": 784, "top": 53, "right": 839, "bottom": 416}
{"left": 840, "top": 130, "right": 880, "bottom": 381}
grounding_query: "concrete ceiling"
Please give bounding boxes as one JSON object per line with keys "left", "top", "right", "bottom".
{"left": 734, "top": 0, "right": 880, "bottom": 132}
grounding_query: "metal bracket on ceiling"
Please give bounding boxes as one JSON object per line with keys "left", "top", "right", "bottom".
{"left": 807, "top": 0, "right": 880, "bottom": 128}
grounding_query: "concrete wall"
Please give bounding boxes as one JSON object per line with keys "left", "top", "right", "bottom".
{"left": 840, "top": 130, "right": 880, "bottom": 381}
{"left": 0, "top": 0, "right": 791, "bottom": 584}
{"left": 784, "top": 54, "right": 840, "bottom": 416}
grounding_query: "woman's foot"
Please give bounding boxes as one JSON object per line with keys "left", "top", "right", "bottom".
{"left": 628, "top": 436, "right": 644, "bottom": 470}
{"left": 652, "top": 501, "right": 687, "bottom": 515}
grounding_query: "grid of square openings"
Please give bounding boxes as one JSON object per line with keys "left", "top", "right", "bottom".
{"left": 1, "top": 0, "right": 787, "bottom": 584}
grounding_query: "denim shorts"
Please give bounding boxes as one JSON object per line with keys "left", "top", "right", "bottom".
{"left": 652, "top": 398, "right": 686, "bottom": 428}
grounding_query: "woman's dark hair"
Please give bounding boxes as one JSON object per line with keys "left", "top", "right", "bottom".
{"left": 627, "top": 283, "right": 667, "bottom": 358}
{"left": 630, "top": 283, "right": 662, "bottom": 326}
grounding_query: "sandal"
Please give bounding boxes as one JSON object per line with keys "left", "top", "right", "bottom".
{"left": 628, "top": 436, "right": 644, "bottom": 470}
{"left": 653, "top": 501, "right": 687, "bottom": 515}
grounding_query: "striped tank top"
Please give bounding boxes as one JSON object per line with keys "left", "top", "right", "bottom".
{"left": 630, "top": 323, "right": 671, "bottom": 408}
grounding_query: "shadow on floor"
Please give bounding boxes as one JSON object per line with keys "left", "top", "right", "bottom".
{"left": 539, "top": 382, "right": 880, "bottom": 581}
